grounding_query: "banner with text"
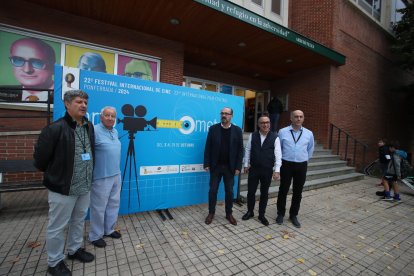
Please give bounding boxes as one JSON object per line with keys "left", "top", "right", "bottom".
{"left": 54, "top": 65, "right": 244, "bottom": 214}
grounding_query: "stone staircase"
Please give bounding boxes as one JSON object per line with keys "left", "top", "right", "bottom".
{"left": 238, "top": 133, "right": 364, "bottom": 202}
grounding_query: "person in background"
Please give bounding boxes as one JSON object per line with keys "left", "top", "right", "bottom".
{"left": 34, "top": 90, "right": 95, "bottom": 276}
{"left": 89, "top": 106, "right": 122, "bottom": 248}
{"left": 376, "top": 138, "right": 390, "bottom": 196}
{"left": 242, "top": 115, "right": 282, "bottom": 226}
{"left": 382, "top": 142, "right": 402, "bottom": 202}
{"left": 276, "top": 110, "right": 314, "bottom": 228}
{"left": 267, "top": 97, "right": 283, "bottom": 132}
{"left": 204, "top": 107, "right": 244, "bottom": 226}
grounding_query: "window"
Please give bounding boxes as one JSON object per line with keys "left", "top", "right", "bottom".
{"left": 390, "top": 0, "right": 405, "bottom": 25}
{"left": 271, "top": 0, "right": 281, "bottom": 15}
{"left": 354, "top": 0, "right": 381, "bottom": 21}
{"left": 205, "top": 83, "right": 218, "bottom": 92}
{"left": 252, "top": 0, "right": 263, "bottom": 7}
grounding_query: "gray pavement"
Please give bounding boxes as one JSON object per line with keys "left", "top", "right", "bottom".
{"left": 0, "top": 177, "right": 413, "bottom": 276}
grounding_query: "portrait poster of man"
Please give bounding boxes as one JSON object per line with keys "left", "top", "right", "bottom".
{"left": 65, "top": 45, "right": 115, "bottom": 74}
{"left": 117, "top": 55, "right": 158, "bottom": 81}
{"left": 0, "top": 30, "right": 61, "bottom": 103}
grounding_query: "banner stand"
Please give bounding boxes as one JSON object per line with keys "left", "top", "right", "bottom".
{"left": 156, "top": 209, "right": 174, "bottom": 221}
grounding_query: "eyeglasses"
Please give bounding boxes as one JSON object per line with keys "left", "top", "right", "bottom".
{"left": 259, "top": 121, "right": 270, "bottom": 124}
{"left": 124, "top": 72, "right": 150, "bottom": 78}
{"left": 9, "top": 56, "right": 47, "bottom": 70}
{"left": 220, "top": 112, "right": 232, "bottom": 116}
{"left": 103, "top": 114, "right": 116, "bottom": 119}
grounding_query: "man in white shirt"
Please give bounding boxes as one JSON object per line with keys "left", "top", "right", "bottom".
{"left": 242, "top": 115, "right": 282, "bottom": 226}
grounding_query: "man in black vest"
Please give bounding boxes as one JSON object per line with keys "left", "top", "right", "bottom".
{"left": 242, "top": 115, "right": 282, "bottom": 226}
{"left": 204, "top": 107, "right": 244, "bottom": 226}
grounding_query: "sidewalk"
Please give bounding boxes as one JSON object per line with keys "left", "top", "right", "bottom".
{"left": 0, "top": 177, "right": 413, "bottom": 276}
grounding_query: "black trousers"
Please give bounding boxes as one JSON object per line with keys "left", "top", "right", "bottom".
{"left": 208, "top": 164, "right": 234, "bottom": 215}
{"left": 246, "top": 167, "right": 273, "bottom": 216}
{"left": 277, "top": 160, "right": 308, "bottom": 217}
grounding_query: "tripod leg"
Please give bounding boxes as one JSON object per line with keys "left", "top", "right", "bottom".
{"left": 132, "top": 142, "right": 140, "bottom": 207}
{"left": 121, "top": 144, "right": 130, "bottom": 191}
{"left": 128, "top": 140, "right": 134, "bottom": 209}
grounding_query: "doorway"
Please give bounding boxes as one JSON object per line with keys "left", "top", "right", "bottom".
{"left": 235, "top": 88, "right": 269, "bottom": 132}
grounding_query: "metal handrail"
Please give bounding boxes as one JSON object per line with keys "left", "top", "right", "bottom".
{"left": 328, "top": 123, "right": 368, "bottom": 169}
{"left": 0, "top": 87, "right": 53, "bottom": 126}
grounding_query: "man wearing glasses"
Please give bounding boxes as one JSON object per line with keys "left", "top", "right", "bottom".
{"left": 204, "top": 107, "right": 243, "bottom": 226}
{"left": 242, "top": 115, "right": 282, "bottom": 226}
{"left": 9, "top": 37, "right": 55, "bottom": 101}
{"left": 123, "top": 59, "right": 153, "bottom": 81}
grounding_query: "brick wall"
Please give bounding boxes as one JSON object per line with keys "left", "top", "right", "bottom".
{"left": 288, "top": 0, "right": 414, "bottom": 165}
{"left": 271, "top": 66, "right": 331, "bottom": 146}
{"left": 289, "top": 0, "right": 335, "bottom": 48}
{"left": 0, "top": 133, "right": 43, "bottom": 183}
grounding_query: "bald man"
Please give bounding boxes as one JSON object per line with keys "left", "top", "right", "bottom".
{"left": 276, "top": 110, "right": 314, "bottom": 228}
{"left": 9, "top": 37, "right": 55, "bottom": 101}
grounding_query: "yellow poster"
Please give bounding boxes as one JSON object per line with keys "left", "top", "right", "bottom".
{"left": 65, "top": 45, "right": 115, "bottom": 74}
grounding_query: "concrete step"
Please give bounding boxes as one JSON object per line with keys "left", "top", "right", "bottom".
{"left": 239, "top": 173, "right": 365, "bottom": 202}
{"left": 307, "top": 160, "right": 348, "bottom": 170}
{"left": 312, "top": 148, "right": 333, "bottom": 156}
{"left": 238, "top": 166, "right": 356, "bottom": 191}
{"left": 309, "top": 155, "right": 341, "bottom": 163}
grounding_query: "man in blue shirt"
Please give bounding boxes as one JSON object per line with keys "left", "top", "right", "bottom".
{"left": 276, "top": 110, "right": 314, "bottom": 228}
{"left": 89, "top": 106, "right": 122, "bottom": 248}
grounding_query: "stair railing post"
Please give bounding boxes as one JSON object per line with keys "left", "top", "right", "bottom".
{"left": 329, "top": 124, "right": 333, "bottom": 149}
{"left": 337, "top": 129, "right": 341, "bottom": 155}
{"left": 345, "top": 135, "right": 349, "bottom": 161}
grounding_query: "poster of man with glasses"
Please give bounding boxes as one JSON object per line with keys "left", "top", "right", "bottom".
{"left": 0, "top": 31, "right": 60, "bottom": 103}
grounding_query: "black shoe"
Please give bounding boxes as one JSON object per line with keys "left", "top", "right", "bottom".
{"left": 104, "top": 230, "right": 121, "bottom": 239}
{"left": 376, "top": 191, "right": 385, "bottom": 196}
{"left": 258, "top": 216, "right": 269, "bottom": 226}
{"left": 67, "top": 248, "right": 94, "bottom": 263}
{"left": 276, "top": 215, "right": 284, "bottom": 225}
{"left": 91, "top": 238, "right": 106, "bottom": 248}
{"left": 289, "top": 216, "right": 301, "bottom": 228}
{"left": 47, "top": 260, "right": 72, "bottom": 276}
{"left": 242, "top": 211, "right": 254, "bottom": 220}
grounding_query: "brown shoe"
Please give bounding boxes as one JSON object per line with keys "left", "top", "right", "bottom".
{"left": 205, "top": 213, "right": 214, "bottom": 225}
{"left": 226, "top": 214, "right": 237, "bottom": 225}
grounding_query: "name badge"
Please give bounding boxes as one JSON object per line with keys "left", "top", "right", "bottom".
{"left": 81, "top": 153, "right": 91, "bottom": 161}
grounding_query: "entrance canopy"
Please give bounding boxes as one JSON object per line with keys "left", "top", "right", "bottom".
{"left": 19, "top": 0, "right": 345, "bottom": 81}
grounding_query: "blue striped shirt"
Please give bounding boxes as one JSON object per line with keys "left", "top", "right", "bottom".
{"left": 278, "top": 125, "right": 314, "bottom": 162}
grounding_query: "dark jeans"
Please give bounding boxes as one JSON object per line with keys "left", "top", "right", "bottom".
{"left": 208, "top": 164, "right": 234, "bottom": 215}
{"left": 277, "top": 160, "right": 308, "bottom": 217}
{"left": 247, "top": 167, "right": 273, "bottom": 216}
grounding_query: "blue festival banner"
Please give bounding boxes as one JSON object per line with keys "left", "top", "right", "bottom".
{"left": 54, "top": 65, "right": 244, "bottom": 215}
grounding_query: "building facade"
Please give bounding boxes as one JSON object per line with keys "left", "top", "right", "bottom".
{"left": 1, "top": 0, "right": 413, "bottom": 173}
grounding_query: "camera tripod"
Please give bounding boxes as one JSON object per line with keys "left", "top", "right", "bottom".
{"left": 122, "top": 131, "right": 141, "bottom": 209}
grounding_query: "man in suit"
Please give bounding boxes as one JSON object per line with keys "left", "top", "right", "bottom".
{"left": 204, "top": 107, "right": 244, "bottom": 225}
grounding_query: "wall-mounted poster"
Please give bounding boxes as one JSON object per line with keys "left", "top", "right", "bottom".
{"left": 0, "top": 30, "right": 61, "bottom": 102}
{"left": 117, "top": 55, "right": 158, "bottom": 81}
{"left": 65, "top": 45, "right": 115, "bottom": 74}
